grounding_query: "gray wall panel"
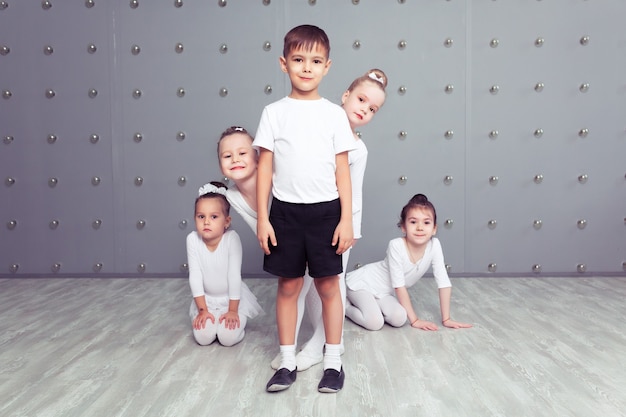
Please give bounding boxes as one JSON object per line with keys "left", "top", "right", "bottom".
{"left": 1, "top": 0, "right": 623, "bottom": 277}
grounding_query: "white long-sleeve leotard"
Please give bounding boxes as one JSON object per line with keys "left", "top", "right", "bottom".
{"left": 345, "top": 237, "right": 451, "bottom": 298}
{"left": 348, "top": 139, "right": 367, "bottom": 239}
{"left": 225, "top": 185, "right": 258, "bottom": 232}
{"left": 186, "top": 230, "right": 262, "bottom": 318}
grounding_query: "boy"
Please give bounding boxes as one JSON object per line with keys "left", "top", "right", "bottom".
{"left": 253, "top": 24, "right": 355, "bottom": 393}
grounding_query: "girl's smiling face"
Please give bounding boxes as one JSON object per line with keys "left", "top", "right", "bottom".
{"left": 401, "top": 206, "right": 437, "bottom": 247}
{"left": 218, "top": 133, "right": 257, "bottom": 183}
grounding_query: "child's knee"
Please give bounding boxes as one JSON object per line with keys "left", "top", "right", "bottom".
{"left": 385, "top": 309, "right": 408, "bottom": 328}
{"left": 193, "top": 330, "right": 217, "bottom": 346}
{"left": 278, "top": 277, "right": 303, "bottom": 298}
{"left": 367, "top": 315, "right": 385, "bottom": 331}
{"left": 218, "top": 328, "right": 245, "bottom": 347}
{"left": 313, "top": 275, "right": 339, "bottom": 299}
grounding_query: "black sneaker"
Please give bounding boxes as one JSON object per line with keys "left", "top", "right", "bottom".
{"left": 317, "top": 367, "right": 345, "bottom": 393}
{"left": 266, "top": 367, "right": 297, "bottom": 392}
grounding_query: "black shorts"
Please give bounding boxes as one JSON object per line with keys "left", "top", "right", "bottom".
{"left": 263, "top": 198, "right": 343, "bottom": 279}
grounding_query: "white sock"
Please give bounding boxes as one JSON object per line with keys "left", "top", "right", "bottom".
{"left": 279, "top": 345, "right": 296, "bottom": 372}
{"left": 323, "top": 343, "right": 342, "bottom": 372}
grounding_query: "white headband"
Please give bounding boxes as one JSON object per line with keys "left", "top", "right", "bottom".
{"left": 198, "top": 182, "right": 227, "bottom": 196}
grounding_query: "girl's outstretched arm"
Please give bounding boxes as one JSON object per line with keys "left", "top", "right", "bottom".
{"left": 438, "top": 287, "right": 472, "bottom": 329}
{"left": 395, "top": 286, "right": 438, "bottom": 331}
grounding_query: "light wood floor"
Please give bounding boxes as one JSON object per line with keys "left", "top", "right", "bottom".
{"left": 1, "top": 276, "right": 625, "bottom": 417}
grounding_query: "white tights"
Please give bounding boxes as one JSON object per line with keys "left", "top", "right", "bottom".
{"left": 345, "top": 289, "right": 407, "bottom": 330}
{"left": 191, "top": 311, "right": 247, "bottom": 347}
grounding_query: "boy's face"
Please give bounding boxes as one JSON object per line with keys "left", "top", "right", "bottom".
{"left": 279, "top": 43, "right": 331, "bottom": 99}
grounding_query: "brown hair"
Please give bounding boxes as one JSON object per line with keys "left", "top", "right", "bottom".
{"left": 283, "top": 24, "right": 330, "bottom": 59}
{"left": 398, "top": 193, "right": 437, "bottom": 228}
{"left": 196, "top": 181, "right": 230, "bottom": 216}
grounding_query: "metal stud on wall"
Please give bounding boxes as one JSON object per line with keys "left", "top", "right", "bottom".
{"left": 1, "top": 0, "right": 117, "bottom": 274}
{"left": 0, "top": 1, "right": 624, "bottom": 277}
{"left": 462, "top": 0, "right": 625, "bottom": 275}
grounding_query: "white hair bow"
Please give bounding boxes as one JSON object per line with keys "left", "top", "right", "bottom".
{"left": 368, "top": 72, "right": 384, "bottom": 85}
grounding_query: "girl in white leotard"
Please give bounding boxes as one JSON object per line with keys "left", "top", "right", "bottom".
{"left": 187, "top": 185, "right": 263, "bottom": 346}
{"left": 345, "top": 194, "right": 472, "bottom": 331}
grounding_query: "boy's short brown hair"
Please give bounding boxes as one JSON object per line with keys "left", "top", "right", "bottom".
{"left": 283, "top": 24, "right": 330, "bottom": 59}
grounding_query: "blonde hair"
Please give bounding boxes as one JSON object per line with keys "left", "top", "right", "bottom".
{"left": 216, "top": 126, "right": 254, "bottom": 157}
{"left": 346, "top": 68, "right": 388, "bottom": 93}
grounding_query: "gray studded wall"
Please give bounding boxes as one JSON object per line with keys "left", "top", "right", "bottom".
{"left": 1, "top": 0, "right": 625, "bottom": 278}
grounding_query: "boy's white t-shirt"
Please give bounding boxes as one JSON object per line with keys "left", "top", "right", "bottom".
{"left": 253, "top": 96, "right": 356, "bottom": 204}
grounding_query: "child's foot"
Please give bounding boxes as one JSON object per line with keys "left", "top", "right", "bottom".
{"left": 266, "top": 368, "right": 297, "bottom": 392}
{"left": 296, "top": 349, "right": 323, "bottom": 371}
{"left": 272, "top": 348, "right": 325, "bottom": 371}
{"left": 317, "top": 367, "right": 345, "bottom": 393}
{"left": 270, "top": 353, "right": 281, "bottom": 370}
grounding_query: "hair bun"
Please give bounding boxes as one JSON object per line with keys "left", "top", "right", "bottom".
{"left": 411, "top": 193, "right": 428, "bottom": 204}
{"left": 367, "top": 69, "right": 388, "bottom": 89}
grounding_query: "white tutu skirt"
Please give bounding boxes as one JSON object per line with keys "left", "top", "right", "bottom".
{"left": 189, "top": 281, "right": 264, "bottom": 319}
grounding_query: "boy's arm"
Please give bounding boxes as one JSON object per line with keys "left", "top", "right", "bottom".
{"left": 256, "top": 148, "right": 276, "bottom": 254}
{"left": 333, "top": 151, "right": 353, "bottom": 255}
